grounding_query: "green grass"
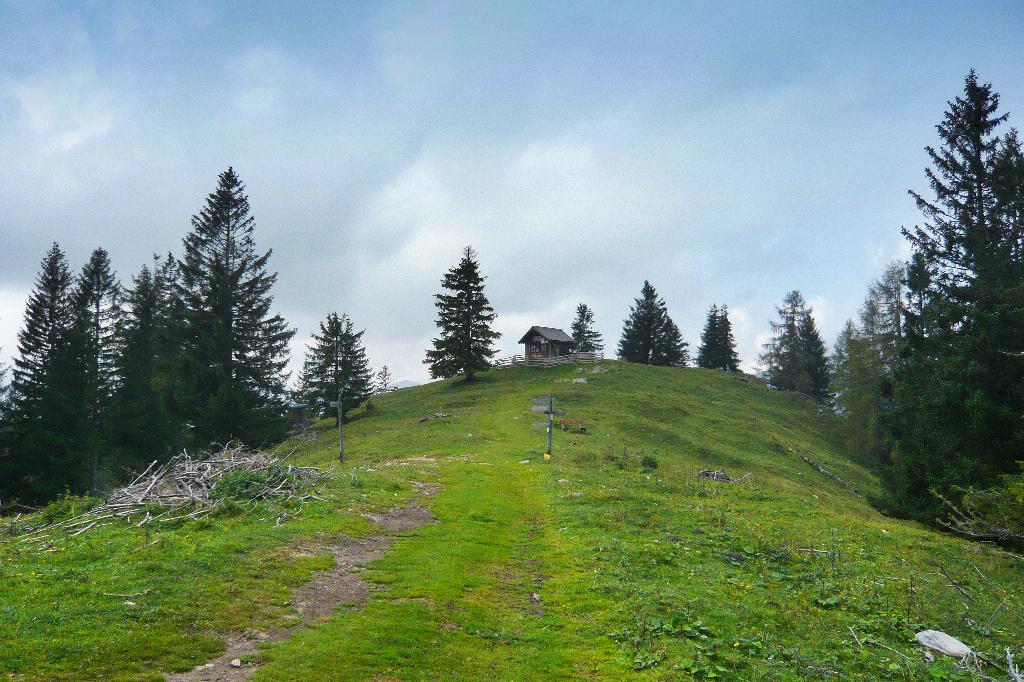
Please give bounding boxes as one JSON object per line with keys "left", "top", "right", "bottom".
{"left": 2, "top": 361, "right": 1022, "bottom": 680}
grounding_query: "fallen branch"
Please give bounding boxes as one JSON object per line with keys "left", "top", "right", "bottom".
{"left": 866, "top": 638, "right": 912, "bottom": 662}
{"left": 848, "top": 626, "right": 863, "bottom": 648}
{"left": 800, "top": 455, "right": 860, "bottom": 495}
{"left": 938, "top": 563, "right": 973, "bottom": 600}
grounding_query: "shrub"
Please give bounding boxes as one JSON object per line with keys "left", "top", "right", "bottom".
{"left": 38, "top": 493, "right": 102, "bottom": 525}
{"left": 640, "top": 455, "right": 659, "bottom": 471}
{"left": 210, "top": 464, "right": 296, "bottom": 502}
{"left": 211, "top": 470, "right": 271, "bottom": 501}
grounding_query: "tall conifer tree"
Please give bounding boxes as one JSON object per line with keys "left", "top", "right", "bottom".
{"left": 570, "top": 303, "right": 603, "bottom": 353}
{"left": 799, "top": 310, "right": 830, "bottom": 402}
{"left": 716, "top": 305, "right": 741, "bottom": 371}
{"left": 889, "top": 71, "right": 1024, "bottom": 517}
{"left": 697, "top": 304, "right": 721, "bottom": 369}
{"left": 151, "top": 253, "right": 186, "bottom": 428}
{"left": 697, "top": 304, "right": 740, "bottom": 371}
{"left": 177, "top": 168, "right": 295, "bottom": 446}
{"left": 759, "top": 291, "right": 829, "bottom": 400}
{"left": 6, "top": 244, "right": 79, "bottom": 501}
{"left": 111, "top": 259, "right": 181, "bottom": 469}
{"left": 71, "top": 248, "right": 122, "bottom": 491}
{"left": 618, "top": 281, "right": 689, "bottom": 366}
{"left": 299, "top": 312, "right": 373, "bottom": 422}
{"left": 425, "top": 247, "right": 500, "bottom": 381}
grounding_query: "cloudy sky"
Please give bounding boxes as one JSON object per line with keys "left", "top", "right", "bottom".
{"left": 2, "top": 1, "right": 1023, "bottom": 384}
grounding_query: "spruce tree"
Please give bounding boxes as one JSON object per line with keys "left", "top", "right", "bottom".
{"left": 618, "top": 281, "right": 689, "bottom": 366}
{"left": 697, "top": 304, "right": 741, "bottom": 371}
{"left": 177, "top": 168, "right": 295, "bottom": 446}
{"left": 759, "top": 291, "right": 804, "bottom": 391}
{"left": 152, "top": 253, "right": 187, "bottom": 429}
{"left": 6, "top": 244, "right": 79, "bottom": 501}
{"left": 111, "top": 258, "right": 180, "bottom": 470}
{"left": 759, "top": 291, "right": 828, "bottom": 400}
{"left": 71, "top": 248, "right": 122, "bottom": 492}
{"left": 716, "top": 305, "right": 741, "bottom": 371}
{"left": 798, "top": 310, "right": 830, "bottom": 402}
{"left": 570, "top": 303, "right": 604, "bottom": 353}
{"left": 299, "top": 312, "right": 373, "bottom": 422}
{"left": 653, "top": 316, "right": 689, "bottom": 367}
{"left": 697, "top": 304, "right": 720, "bottom": 369}
{"left": 425, "top": 247, "right": 500, "bottom": 380}
{"left": 889, "top": 71, "right": 1024, "bottom": 518}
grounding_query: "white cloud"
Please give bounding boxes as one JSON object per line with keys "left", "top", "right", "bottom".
{"left": 229, "top": 47, "right": 311, "bottom": 116}
{"left": 7, "top": 70, "right": 117, "bottom": 152}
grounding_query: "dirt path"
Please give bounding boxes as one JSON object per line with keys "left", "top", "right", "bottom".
{"left": 165, "top": 495, "right": 436, "bottom": 682}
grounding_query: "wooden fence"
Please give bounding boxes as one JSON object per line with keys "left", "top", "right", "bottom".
{"left": 492, "top": 352, "right": 603, "bottom": 370}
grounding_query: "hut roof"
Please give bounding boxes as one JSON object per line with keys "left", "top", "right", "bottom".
{"left": 518, "top": 326, "right": 573, "bottom": 344}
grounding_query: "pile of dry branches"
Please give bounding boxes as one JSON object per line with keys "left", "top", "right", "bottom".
{"left": 14, "top": 443, "right": 331, "bottom": 546}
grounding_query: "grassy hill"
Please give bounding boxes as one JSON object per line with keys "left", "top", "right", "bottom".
{"left": 2, "top": 361, "right": 1022, "bottom": 680}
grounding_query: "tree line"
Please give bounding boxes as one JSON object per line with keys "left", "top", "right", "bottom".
{"left": 420, "top": 254, "right": 753, "bottom": 381}
{"left": 0, "top": 169, "right": 387, "bottom": 506}
{"left": 0, "top": 173, "right": 830, "bottom": 509}
{"left": 0, "top": 211, "right": 797, "bottom": 507}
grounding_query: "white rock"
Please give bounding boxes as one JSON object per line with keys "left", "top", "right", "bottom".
{"left": 123, "top": 600, "right": 136, "bottom": 607}
{"left": 915, "top": 630, "right": 972, "bottom": 658}
{"left": 572, "top": 378, "right": 588, "bottom": 384}
{"left": 230, "top": 658, "right": 242, "bottom": 668}
{"left": 519, "top": 459, "right": 530, "bottom": 464}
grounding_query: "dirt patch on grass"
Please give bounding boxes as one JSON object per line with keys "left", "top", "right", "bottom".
{"left": 166, "top": 498, "right": 436, "bottom": 681}
{"left": 364, "top": 501, "right": 436, "bottom": 532}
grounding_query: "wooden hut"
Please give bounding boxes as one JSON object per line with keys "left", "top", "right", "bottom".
{"left": 518, "top": 326, "right": 573, "bottom": 361}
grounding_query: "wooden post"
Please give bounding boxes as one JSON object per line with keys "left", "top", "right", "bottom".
{"left": 330, "top": 386, "right": 345, "bottom": 463}
{"left": 547, "top": 394, "right": 553, "bottom": 456}
{"left": 332, "top": 334, "right": 345, "bottom": 464}
{"left": 337, "top": 393, "right": 345, "bottom": 464}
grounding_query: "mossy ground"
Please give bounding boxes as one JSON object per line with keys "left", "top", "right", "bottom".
{"left": 2, "top": 361, "right": 1021, "bottom": 680}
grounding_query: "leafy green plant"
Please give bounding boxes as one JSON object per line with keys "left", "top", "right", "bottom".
{"left": 38, "top": 492, "right": 102, "bottom": 525}
{"left": 210, "top": 463, "right": 297, "bottom": 502}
